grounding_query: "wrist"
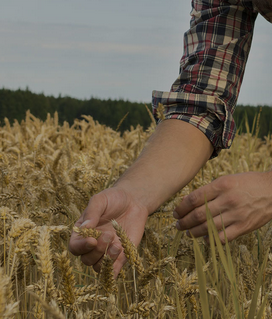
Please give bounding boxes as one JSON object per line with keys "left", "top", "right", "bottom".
{"left": 113, "top": 178, "right": 157, "bottom": 216}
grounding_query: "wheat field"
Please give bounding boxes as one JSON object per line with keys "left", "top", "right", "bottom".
{"left": 1, "top": 110, "right": 272, "bottom": 318}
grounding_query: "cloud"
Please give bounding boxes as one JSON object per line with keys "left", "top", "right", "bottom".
{"left": 41, "top": 41, "right": 174, "bottom": 57}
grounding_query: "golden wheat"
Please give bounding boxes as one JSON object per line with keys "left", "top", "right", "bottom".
{"left": 0, "top": 111, "right": 272, "bottom": 318}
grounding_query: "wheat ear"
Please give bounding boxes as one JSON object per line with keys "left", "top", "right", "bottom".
{"left": 73, "top": 226, "right": 101, "bottom": 239}
{"left": 99, "top": 255, "right": 117, "bottom": 296}
{"left": 111, "top": 219, "right": 144, "bottom": 275}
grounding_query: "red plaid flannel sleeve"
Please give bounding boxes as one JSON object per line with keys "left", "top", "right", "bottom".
{"left": 152, "top": 0, "right": 259, "bottom": 158}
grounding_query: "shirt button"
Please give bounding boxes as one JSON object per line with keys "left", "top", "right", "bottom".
{"left": 227, "top": 139, "right": 232, "bottom": 147}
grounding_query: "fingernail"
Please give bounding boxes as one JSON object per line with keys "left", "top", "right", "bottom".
{"left": 176, "top": 221, "right": 181, "bottom": 230}
{"left": 173, "top": 210, "right": 179, "bottom": 219}
{"left": 109, "top": 245, "right": 121, "bottom": 256}
{"left": 102, "top": 232, "right": 113, "bottom": 243}
{"left": 186, "top": 230, "right": 191, "bottom": 237}
{"left": 81, "top": 220, "right": 91, "bottom": 227}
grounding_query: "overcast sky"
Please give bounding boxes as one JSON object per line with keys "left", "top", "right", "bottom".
{"left": 1, "top": 0, "right": 271, "bottom": 105}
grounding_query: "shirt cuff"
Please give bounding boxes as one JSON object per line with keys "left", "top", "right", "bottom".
{"left": 152, "top": 90, "right": 236, "bottom": 159}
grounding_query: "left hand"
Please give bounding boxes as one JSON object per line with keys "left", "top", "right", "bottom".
{"left": 69, "top": 186, "right": 148, "bottom": 277}
{"left": 173, "top": 171, "right": 272, "bottom": 243}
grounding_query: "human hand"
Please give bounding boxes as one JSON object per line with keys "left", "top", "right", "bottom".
{"left": 68, "top": 119, "right": 214, "bottom": 275}
{"left": 173, "top": 171, "right": 272, "bottom": 243}
{"left": 69, "top": 187, "right": 148, "bottom": 277}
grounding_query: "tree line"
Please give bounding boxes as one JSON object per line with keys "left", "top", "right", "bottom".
{"left": 0, "top": 88, "right": 271, "bottom": 138}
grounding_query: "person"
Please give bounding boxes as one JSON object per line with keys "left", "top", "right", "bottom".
{"left": 69, "top": 0, "right": 272, "bottom": 276}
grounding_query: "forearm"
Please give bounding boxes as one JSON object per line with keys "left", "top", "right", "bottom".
{"left": 114, "top": 119, "right": 214, "bottom": 215}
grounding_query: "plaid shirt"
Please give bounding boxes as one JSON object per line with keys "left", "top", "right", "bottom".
{"left": 152, "top": 0, "right": 271, "bottom": 158}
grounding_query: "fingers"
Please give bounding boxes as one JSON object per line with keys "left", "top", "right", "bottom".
{"left": 183, "top": 212, "right": 244, "bottom": 245}
{"left": 69, "top": 193, "right": 111, "bottom": 257}
{"left": 174, "top": 183, "right": 218, "bottom": 219}
{"left": 81, "top": 243, "right": 122, "bottom": 270}
{"left": 205, "top": 224, "right": 244, "bottom": 245}
{"left": 112, "top": 253, "right": 127, "bottom": 279}
{"left": 68, "top": 233, "right": 97, "bottom": 256}
{"left": 186, "top": 213, "right": 233, "bottom": 238}
{"left": 175, "top": 197, "right": 223, "bottom": 231}
{"left": 82, "top": 193, "right": 109, "bottom": 228}
{"left": 81, "top": 234, "right": 122, "bottom": 267}
{"left": 69, "top": 187, "right": 145, "bottom": 276}
{"left": 218, "top": 224, "right": 241, "bottom": 244}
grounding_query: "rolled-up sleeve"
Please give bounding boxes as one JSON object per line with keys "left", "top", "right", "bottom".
{"left": 152, "top": 0, "right": 258, "bottom": 158}
{"left": 253, "top": 0, "right": 272, "bottom": 22}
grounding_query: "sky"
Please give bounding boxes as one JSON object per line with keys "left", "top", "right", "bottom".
{"left": 1, "top": 0, "right": 272, "bottom": 106}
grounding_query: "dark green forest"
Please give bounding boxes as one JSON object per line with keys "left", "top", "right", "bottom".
{"left": 1, "top": 88, "right": 272, "bottom": 138}
{"left": 0, "top": 88, "right": 153, "bottom": 132}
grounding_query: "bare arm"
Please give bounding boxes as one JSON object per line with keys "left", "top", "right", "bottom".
{"left": 69, "top": 119, "right": 213, "bottom": 275}
{"left": 115, "top": 119, "right": 213, "bottom": 214}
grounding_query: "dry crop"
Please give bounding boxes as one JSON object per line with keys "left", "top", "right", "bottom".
{"left": 1, "top": 110, "right": 272, "bottom": 318}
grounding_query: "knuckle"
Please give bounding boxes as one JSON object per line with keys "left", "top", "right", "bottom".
{"left": 216, "top": 176, "right": 234, "bottom": 191}
{"left": 91, "top": 242, "right": 105, "bottom": 255}
{"left": 227, "top": 195, "right": 239, "bottom": 207}
{"left": 193, "top": 209, "right": 206, "bottom": 224}
{"left": 88, "top": 192, "right": 102, "bottom": 207}
{"left": 188, "top": 192, "right": 199, "bottom": 207}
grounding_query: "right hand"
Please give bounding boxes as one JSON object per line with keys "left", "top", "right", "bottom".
{"left": 68, "top": 186, "right": 149, "bottom": 277}
{"left": 174, "top": 171, "right": 272, "bottom": 244}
